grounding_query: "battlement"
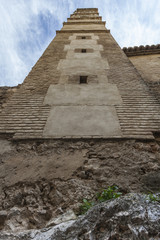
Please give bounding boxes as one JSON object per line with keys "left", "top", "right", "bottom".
{"left": 123, "top": 44, "right": 160, "bottom": 56}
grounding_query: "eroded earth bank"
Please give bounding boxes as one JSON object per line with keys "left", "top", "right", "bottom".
{"left": 0, "top": 139, "right": 160, "bottom": 239}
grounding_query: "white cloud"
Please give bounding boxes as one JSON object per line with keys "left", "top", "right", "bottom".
{"left": 0, "top": 0, "right": 160, "bottom": 86}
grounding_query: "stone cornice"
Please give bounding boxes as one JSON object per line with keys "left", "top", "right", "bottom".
{"left": 123, "top": 44, "right": 160, "bottom": 57}
{"left": 76, "top": 8, "right": 98, "bottom": 11}
{"left": 63, "top": 21, "right": 106, "bottom": 26}
{"left": 56, "top": 29, "right": 110, "bottom": 34}
{"left": 68, "top": 17, "right": 102, "bottom": 21}
{"left": 71, "top": 12, "right": 99, "bottom": 16}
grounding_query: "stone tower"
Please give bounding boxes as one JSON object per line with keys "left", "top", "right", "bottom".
{"left": 0, "top": 8, "right": 160, "bottom": 140}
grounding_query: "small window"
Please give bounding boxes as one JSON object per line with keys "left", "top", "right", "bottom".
{"left": 80, "top": 76, "right": 87, "bottom": 84}
{"left": 81, "top": 49, "right": 86, "bottom": 53}
{"left": 82, "top": 36, "right": 86, "bottom": 39}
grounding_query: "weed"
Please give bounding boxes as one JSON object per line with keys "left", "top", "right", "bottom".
{"left": 146, "top": 193, "right": 160, "bottom": 202}
{"left": 79, "top": 185, "right": 122, "bottom": 215}
{"left": 96, "top": 185, "right": 122, "bottom": 202}
{"left": 79, "top": 199, "right": 95, "bottom": 214}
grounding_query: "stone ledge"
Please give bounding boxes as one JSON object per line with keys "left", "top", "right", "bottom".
{"left": 67, "top": 17, "right": 102, "bottom": 21}
{"left": 56, "top": 30, "right": 110, "bottom": 34}
{"left": 12, "top": 135, "right": 155, "bottom": 140}
{"left": 76, "top": 8, "right": 98, "bottom": 12}
{"left": 63, "top": 21, "right": 106, "bottom": 25}
{"left": 71, "top": 12, "right": 99, "bottom": 16}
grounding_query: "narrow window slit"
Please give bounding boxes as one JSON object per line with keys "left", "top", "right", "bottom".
{"left": 80, "top": 76, "right": 88, "bottom": 84}
{"left": 81, "top": 49, "right": 87, "bottom": 53}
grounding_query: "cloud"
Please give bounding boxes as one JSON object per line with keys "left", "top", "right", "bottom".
{"left": 0, "top": 0, "right": 68, "bottom": 86}
{"left": 0, "top": 0, "right": 160, "bottom": 86}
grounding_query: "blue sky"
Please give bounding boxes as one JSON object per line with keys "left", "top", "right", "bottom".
{"left": 0, "top": 0, "right": 160, "bottom": 86}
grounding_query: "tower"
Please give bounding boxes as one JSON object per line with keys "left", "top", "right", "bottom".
{"left": 0, "top": 8, "right": 160, "bottom": 237}
{"left": 0, "top": 8, "right": 159, "bottom": 140}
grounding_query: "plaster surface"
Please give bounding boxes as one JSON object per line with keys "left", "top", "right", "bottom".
{"left": 68, "top": 19, "right": 100, "bottom": 22}
{"left": 65, "top": 40, "right": 100, "bottom": 48}
{"left": 62, "top": 24, "right": 106, "bottom": 31}
{"left": 44, "top": 84, "right": 122, "bottom": 106}
{"left": 129, "top": 54, "right": 160, "bottom": 82}
{"left": 66, "top": 50, "right": 101, "bottom": 59}
{"left": 43, "top": 106, "right": 122, "bottom": 137}
{"left": 57, "top": 59, "right": 109, "bottom": 74}
{"left": 71, "top": 14, "right": 99, "bottom": 18}
{"left": 69, "top": 33, "right": 99, "bottom": 39}
{"left": 59, "top": 33, "right": 108, "bottom": 80}
{"left": 59, "top": 73, "right": 109, "bottom": 84}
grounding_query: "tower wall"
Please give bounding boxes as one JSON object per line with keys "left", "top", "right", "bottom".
{"left": 0, "top": 8, "right": 159, "bottom": 140}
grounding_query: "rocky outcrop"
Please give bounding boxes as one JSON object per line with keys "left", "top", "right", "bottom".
{"left": 0, "top": 193, "right": 160, "bottom": 240}
{"left": 0, "top": 139, "right": 160, "bottom": 234}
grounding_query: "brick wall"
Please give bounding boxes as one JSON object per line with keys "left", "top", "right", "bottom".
{"left": 0, "top": 9, "right": 159, "bottom": 140}
{"left": 129, "top": 54, "right": 160, "bottom": 101}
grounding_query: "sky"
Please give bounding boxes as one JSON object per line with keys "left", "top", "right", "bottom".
{"left": 0, "top": 0, "right": 160, "bottom": 86}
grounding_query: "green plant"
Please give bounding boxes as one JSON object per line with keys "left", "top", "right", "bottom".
{"left": 146, "top": 193, "right": 160, "bottom": 202}
{"left": 97, "top": 185, "right": 122, "bottom": 202}
{"left": 79, "top": 199, "right": 95, "bottom": 214}
{"left": 79, "top": 186, "right": 122, "bottom": 215}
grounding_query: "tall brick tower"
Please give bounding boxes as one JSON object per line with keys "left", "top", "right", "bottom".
{"left": 0, "top": 8, "right": 160, "bottom": 139}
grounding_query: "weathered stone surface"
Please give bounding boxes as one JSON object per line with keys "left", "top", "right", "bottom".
{"left": 0, "top": 140, "right": 13, "bottom": 155}
{"left": 0, "top": 194, "right": 160, "bottom": 240}
{"left": 46, "top": 210, "right": 77, "bottom": 227}
{"left": 142, "top": 171, "right": 160, "bottom": 191}
{"left": 0, "top": 211, "right": 7, "bottom": 230}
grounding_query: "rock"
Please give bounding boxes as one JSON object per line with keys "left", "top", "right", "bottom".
{"left": 1, "top": 193, "right": 159, "bottom": 239}
{"left": 0, "top": 211, "right": 7, "bottom": 229}
{"left": 46, "top": 209, "right": 77, "bottom": 227}
{"left": 97, "top": 154, "right": 106, "bottom": 160}
{"left": 0, "top": 140, "right": 13, "bottom": 155}
{"left": 147, "top": 162, "right": 160, "bottom": 171}
{"left": 5, "top": 207, "right": 29, "bottom": 232}
{"left": 78, "top": 171, "right": 87, "bottom": 179}
{"left": 150, "top": 143, "right": 160, "bottom": 153}
{"left": 142, "top": 171, "right": 160, "bottom": 191}
{"left": 112, "top": 153, "right": 121, "bottom": 158}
